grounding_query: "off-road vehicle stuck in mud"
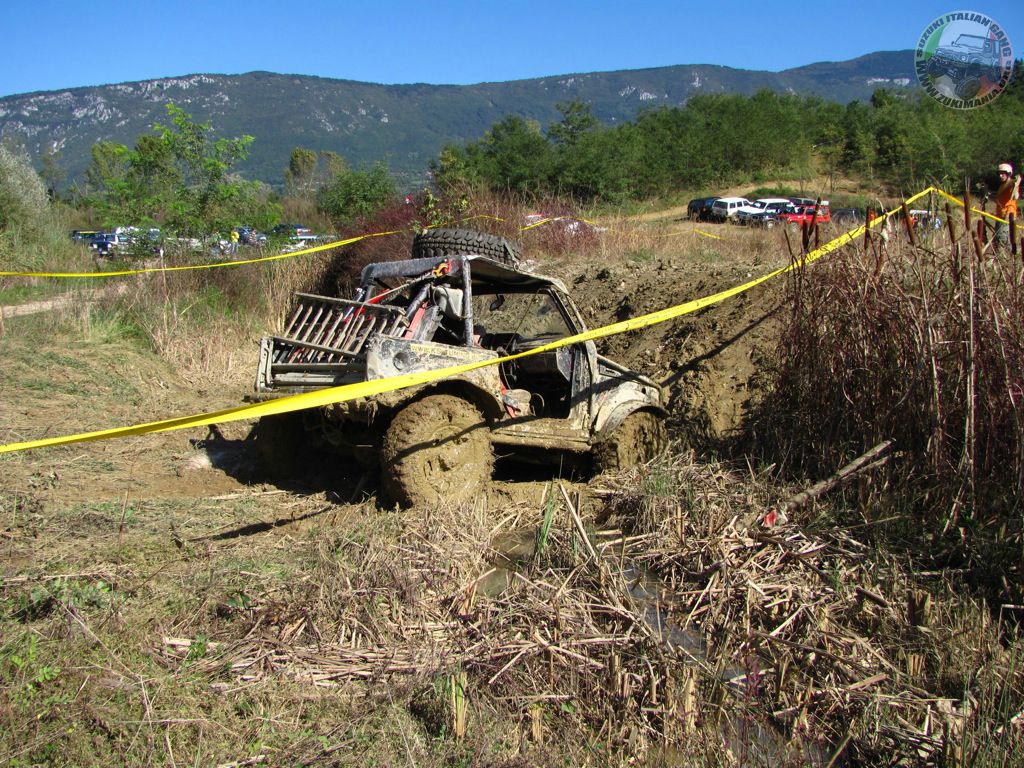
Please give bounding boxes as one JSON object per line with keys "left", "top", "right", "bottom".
{"left": 249, "top": 229, "right": 666, "bottom": 506}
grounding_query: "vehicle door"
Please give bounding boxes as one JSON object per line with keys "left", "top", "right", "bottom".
{"left": 471, "top": 288, "right": 594, "bottom": 425}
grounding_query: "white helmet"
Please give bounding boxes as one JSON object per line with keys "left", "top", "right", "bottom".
{"left": 998, "top": 163, "right": 1014, "bottom": 174}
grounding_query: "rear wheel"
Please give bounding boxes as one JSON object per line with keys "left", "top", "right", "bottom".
{"left": 381, "top": 395, "right": 493, "bottom": 508}
{"left": 594, "top": 411, "right": 667, "bottom": 474}
{"left": 411, "top": 228, "right": 522, "bottom": 267}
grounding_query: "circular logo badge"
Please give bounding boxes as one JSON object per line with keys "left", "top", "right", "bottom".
{"left": 914, "top": 11, "right": 1014, "bottom": 108}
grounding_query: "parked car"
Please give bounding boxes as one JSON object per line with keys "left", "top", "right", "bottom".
{"left": 687, "top": 197, "right": 719, "bottom": 221}
{"left": 745, "top": 210, "right": 782, "bottom": 228}
{"left": 708, "top": 197, "right": 752, "bottom": 222}
{"left": 271, "top": 224, "right": 316, "bottom": 241}
{"left": 88, "top": 232, "right": 121, "bottom": 256}
{"left": 237, "top": 227, "right": 267, "bottom": 246}
{"left": 522, "top": 212, "right": 595, "bottom": 235}
{"left": 89, "top": 228, "right": 163, "bottom": 258}
{"left": 778, "top": 205, "right": 831, "bottom": 227}
{"left": 248, "top": 228, "right": 665, "bottom": 507}
{"left": 71, "top": 229, "right": 101, "bottom": 244}
{"left": 735, "top": 198, "right": 792, "bottom": 224}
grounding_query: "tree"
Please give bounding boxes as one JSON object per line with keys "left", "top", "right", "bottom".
{"left": 319, "top": 150, "right": 348, "bottom": 183}
{"left": 430, "top": 144, "right": 480, "bottom": 196}
{"left": 153, "top": 104, "right": 255, "bottom": 231}
{"left": 0, "top": 145, "right": 52, "bottom": 266}
{"left": 547, "top": 100, "right": 599, "bottom": 147}
{"left": 284, "top": 148, "right": 317, "bottom": 199}
{"left": 38, "top": 146, "right": 66, "bottom": 199}
{"left": 475, "top": 115, "right": 553, "bottom": 195}
{"left": 83, "top": 104, "right": 268, "bottom": 233}
{"left": 317, "top": 162, "right": 397, "bottom": 224}
{"left": 0, "top": 145, "right": 49, "bottom": 233}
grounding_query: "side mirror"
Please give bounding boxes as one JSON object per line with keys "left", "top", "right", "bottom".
{"left": 489, "top": 295, "right": 506, "bottom": 312}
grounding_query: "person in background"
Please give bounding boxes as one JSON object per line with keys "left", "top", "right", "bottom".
{"left": 993, "top": 162, "right": 1020, "bottom": 252}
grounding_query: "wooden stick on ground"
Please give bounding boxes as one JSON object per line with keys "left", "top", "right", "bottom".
{"left": 779, "top": 440, "right": 895, "bottom": 515}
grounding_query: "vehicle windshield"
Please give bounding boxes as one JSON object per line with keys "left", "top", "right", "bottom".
{"left": 471, "top": 291, "right": 573, "bottom": 339}
{"left": 952, "top": 34, "right": 988, "bottom": 50}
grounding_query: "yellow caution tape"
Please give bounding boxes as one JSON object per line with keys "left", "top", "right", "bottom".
{"left": 7, "top": 187, "right": 987, "bottom": 283}
{"left": 932, "top": 187, "right": 1009, "bottom": 224}
{"left": 0, "top": 189, "right": 935, "bottom": 455}
{"left": 0, "top": 231, "right": 400, "bottom": 279}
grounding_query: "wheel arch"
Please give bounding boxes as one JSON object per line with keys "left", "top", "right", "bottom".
{"left": 593, "top": 402, "right": 668, "bottom": 444}
{"left": 386, "top": 379, "right": 505, "bottom": 427}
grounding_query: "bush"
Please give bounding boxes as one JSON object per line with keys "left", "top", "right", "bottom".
{"left": 0, "top": 146, "right": 50, "bottom": 248}
{"left": 316, "top": 163, "right": 398, "bottom": 226}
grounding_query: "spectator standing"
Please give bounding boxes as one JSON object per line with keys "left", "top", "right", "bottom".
{"left": 993, "top": 162, "right": 1020, "bottom": 252}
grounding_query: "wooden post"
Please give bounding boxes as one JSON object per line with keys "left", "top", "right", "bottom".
{"left": 901, "top": 202, "right": 918, "bottom": 248}
{"left": 863, "top": 205, "right": 872, "bottom": 254}
{"left": 806, "top": 198, "right": 820, "bottom": 252}
{"left": 1010, "top": 213, "right": 1018, "bottom": 258}
{"left": 964, "top": 183, "right": 983, "bottom": 261}
{"left": 963, "top": 182, "right": 972, "bottom": 234}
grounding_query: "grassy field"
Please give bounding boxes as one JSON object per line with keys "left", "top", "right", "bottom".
{"left": 1, "top": 202, "right": 1022, "bottom": 766}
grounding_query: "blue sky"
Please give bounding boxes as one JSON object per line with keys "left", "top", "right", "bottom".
{"left": 1, "top": 1, "right": 1021, "bottom": 98}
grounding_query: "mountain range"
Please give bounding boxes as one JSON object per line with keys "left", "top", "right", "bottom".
{"left": 0, "top": 51, "right": 916, "bottom": 189}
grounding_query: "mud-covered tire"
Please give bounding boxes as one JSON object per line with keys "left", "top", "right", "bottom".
{"left": 381, "top": 394, "right": 493, "bottom": 508}
{"left": 593, "top": 411, "right": 667, "bottom": 474}
{"left": 252, "top": 412, "right": 307, "bottom": 479}
{"left": 412, "top": 228, "right": 522, "bottom": 267}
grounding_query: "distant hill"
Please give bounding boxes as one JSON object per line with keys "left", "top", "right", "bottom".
{"left": 0, "top": 51, "right": 915, "bottom": 189}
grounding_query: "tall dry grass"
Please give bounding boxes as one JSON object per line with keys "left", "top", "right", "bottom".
{"left": 747, "top": 217, "right": 1024, "bottom": 595}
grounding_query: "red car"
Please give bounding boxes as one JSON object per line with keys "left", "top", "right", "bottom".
{"left": 778, "top": 205, "right": 831, "bottom": 226}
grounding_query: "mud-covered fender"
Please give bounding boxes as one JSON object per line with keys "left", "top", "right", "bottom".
{"left": 366, "top": 336, "right": 506, "bottom": 422}
{"left": 592, "top": 400, "right": 668, "bottom": 443}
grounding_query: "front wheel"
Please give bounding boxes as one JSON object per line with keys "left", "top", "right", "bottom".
{"left": 955, "top": 76, "right": 982, "bottom": 100}
{"left": 381, "top": 395, "right": 493, "bottom": 508}
{"left": 593, "top": 411, "right": 667, "bottom": 474}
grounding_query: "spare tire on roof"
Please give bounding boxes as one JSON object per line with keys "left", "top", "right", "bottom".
{"left": 411, "top": 228, "right": 522, "bottom": 267}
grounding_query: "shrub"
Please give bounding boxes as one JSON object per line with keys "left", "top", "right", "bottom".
{"left": 316, "top": 163, "right": 398, "bottom": 226}
{"left": 0, "top": 146, "right": 51, "bottom": 265}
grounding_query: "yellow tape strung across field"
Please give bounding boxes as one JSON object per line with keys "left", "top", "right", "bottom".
{"left": 0, "top": 231, "right": 400, "bottom": 279}
{"left": 2, "top": 186, "right": 996, "bottom": 282}
{"left": 933, "top": 187, "right": 1009, "bottom": 224}
{"left": 0, "top": 188, "right": 936, "bottom": 455}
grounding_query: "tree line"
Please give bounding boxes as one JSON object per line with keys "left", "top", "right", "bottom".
{"left": 432, "top": 62, "right": 1024, "bottom": 203}
{"left": 70, "top": 105, "right": 397, "bottom": 236}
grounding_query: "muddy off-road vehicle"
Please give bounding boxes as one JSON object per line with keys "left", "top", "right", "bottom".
{"left": 925, "top": 33, "right": 1002, "bottom": 100}
{"left": 249, "top": 229, "right": 666, "bottom": 506}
